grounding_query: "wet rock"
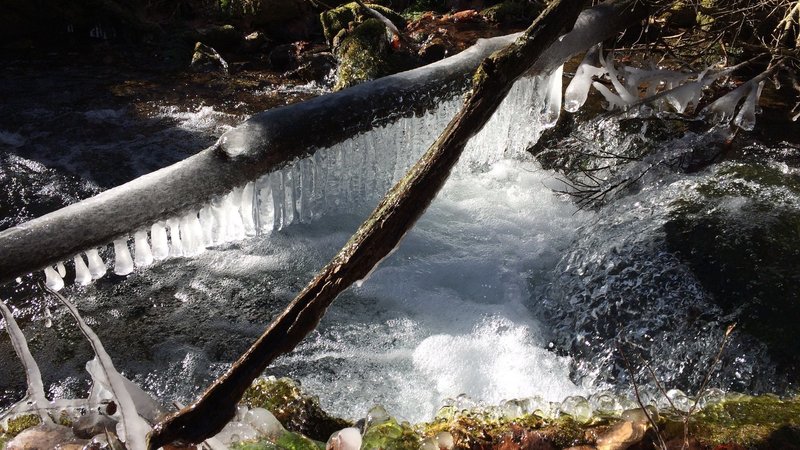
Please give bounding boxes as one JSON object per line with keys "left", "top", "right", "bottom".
{"left": 5, "top": 424, "right": 78, "bottom": 450}
{"left": 190, "top": 42, "right": 229, "bottom": 74}
{"left": 418, "top": 36, "right": 448, "bottom": 63}
{"left": 196, "top": 24, "right": 241, "bottom": 52}
{"left": 287, "top": 52, "right": 337, "bottom": 82}
{"left": 595, "top": 421, "right": 647, "bottom": 450}
{"left": 664, "top": 161, "right": 800, "bottom": 383}
{"left": 72, "top": 412, "right": 118, "bottom": 439}
{"left": 268, "top": 43, "right": 302, "bottom": 70}
{"left": 243, "top": 31, "right": 270, "bottom": 53}
{"left": 242, "top": 377, "right": 352, "bottom": 442}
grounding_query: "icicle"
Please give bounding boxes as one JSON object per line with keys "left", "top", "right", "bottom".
{"left": 701, "top": 80, "right": 753, "bottom": 124}
{"left": 150, "top": 222, "right": 169, "bottom": 260}
{"left": 74, "top": 254, "right": 92, "bottom": 286}
{"left": 599, "top": 51, "right": 638, "bottom": 105}
{"left": 543, "top": 65, "right": 564, "bottom": 127}
{"left": 133, "top": 231, "right": 153, "bottom": 267}
{"left": 56, "top": 261, "right": 66, "bottom": 278}
{"left": 592, "top": 81, "right": 627, "bottom": 110}
{"left": 270, "top": 171, "right": 286, "bottom": 231}
{"left": 240, "top": 182, "right": 257, "bottom": 236}
{"left": 86, "top": 249, "right": 106, "bottom": 279}
{"left": 44, "top": 266, "right": 64, "bottom": 291}
{"left": 180, "top": 214, "right": 203, "bottom": 256}
{"left": 199, "top": 207, "right": 216, "bottom": 244}
{"left": 0, "top": 301, "right": 53, "bottom": 424}
{"left": 53, "top": 291, "right": 151, "bottom": 450}
{"left": 225, "top": 193, "right": 246, "bottom": 240}
{"left": 167, "top": 218, "right": 184, "bottom": 257}
{"left": 113, "top": 239, "right": 134, "bottom": 276}
{"left": 564, "top": 46, "right": 606, "bottom": 112}
{"left": 733, "top": 80, "right": 764, "bottom": 131}
{"left": 665, "top": 81, "right": 704, "bottom": 113}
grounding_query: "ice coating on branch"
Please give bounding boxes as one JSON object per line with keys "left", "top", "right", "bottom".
{"left": 167, "top": 218, "right": 183, "bottom": 257}
{"left": 565, "top": 46, "right": 606, "bottom": 112}
{"left": 0, "top": 301, "right": 52, "bottom": 423}
{"left": 702, "top": 80, "right": 752, "bottom": 123}
{"left": 543, "top": 65, "right": 564, "bottom": 127}
{"left": 733, "top": 80, "right": 764, "bottom": 131}
{"left": 113, "top": 239, "right": 134, "bottom": 276}
{"left": 133, "top": 231, "right": 153, "bottom": 267}
{"left": 592, "top": 81, "right": 627, "bottom": 110}
{"left": 56, "top": 293, "right": 151, "bottom": 450}
{"left": 86, "top": 249, "right": 106, "bottom": 279}
{"left": 73, "top": 254, "right": 92, "bottom": 286}
{"left": 150, "top": 222, "right": 169, "bottom": 260}
{"left": 44, "top": 266, "right": 64, "bottom": 291}
{"left": 599, "top": 51, "right": 637, "bottom": 105}
{"left": 665, "top": 80, "right": 705, "bottom": 113}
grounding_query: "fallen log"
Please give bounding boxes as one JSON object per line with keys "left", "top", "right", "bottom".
{"left": 145, "top": 0, "right": 649, "bottom": 447}
{"left": 0, "top": 0, "right": 645, "bottom": 283}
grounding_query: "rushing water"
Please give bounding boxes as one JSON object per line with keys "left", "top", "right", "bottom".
{"left": 1, "top": 57, "right": 798, "bottom": 427}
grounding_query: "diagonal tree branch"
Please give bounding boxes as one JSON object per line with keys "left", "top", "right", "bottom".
{"left": 146, "top": 1, "right": 618, "bottom": 447}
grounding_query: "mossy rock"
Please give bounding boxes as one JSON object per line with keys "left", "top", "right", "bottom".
{"left": 2, "top": 414, "right": 42, "bottom": 437}
{"left": 320, "top": 2, "right": 406, "bottom": 44}
{"left": 361, "top": 417, "right": 421, "bottom": 450}
{"left": 688, "top": 395, "right": 800, "bottom": 447}
{"left": 333, "top": 18, "right": 418, "bottom": 90}
{"left": 403, "top": 0, "right": 447, "bottom": 15}
{"left": 481, "top": 0, "right": 545, "bottom": 24}
{"left": 233, "top": 431, "right": 326, "bottom": 450}
{"left": 242, "top": 377, "right": 352, "bottom": 442}
{"left": 664, "top": 162, "right": 800, "bottom": 382}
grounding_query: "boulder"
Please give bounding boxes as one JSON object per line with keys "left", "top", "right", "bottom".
{"left": 190, "top": 42, "right": 229, "bottom": 74}
{"left": 320, "top": 2, "right": 407, "bottom": 45}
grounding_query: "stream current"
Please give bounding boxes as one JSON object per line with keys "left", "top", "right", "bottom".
{"left": 1, "top": 56, "right": 796, "bottom": 424}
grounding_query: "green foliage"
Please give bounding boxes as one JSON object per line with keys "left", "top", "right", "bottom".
{"left": 233, "top": 431, "right": 325, "bottom": 450}
{"left": 362, "top": 418, "right": 421, "bottom": 450}
{"left": 689, "top": 395, "right": 800, "bottom": 445}
{"left": 2, "top": 414, "right": 41, "bottom": 437}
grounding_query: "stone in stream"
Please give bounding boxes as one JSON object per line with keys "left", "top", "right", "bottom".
{"left": 5, "top": 424, "right": 83, "bottom": 450}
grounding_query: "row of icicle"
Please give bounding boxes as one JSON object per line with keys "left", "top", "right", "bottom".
{"left": 39, "top": 74, "right": 551, "bottom": 291}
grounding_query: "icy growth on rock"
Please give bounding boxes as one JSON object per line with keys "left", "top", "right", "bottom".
{"left": 734, "top": 80, "right": 764, "bottom": 131}
{"left": 113, "top": 239, "right": 134, "bottom": 276}
{"left": 85, "top": 249, "right": 106, "bottom": 279}
{"left": 57, "top": 294, "right": 151, "bottom": 450}
{"left": 133, "top": 231, "right": 153, "bottom": 267}
{"left": 592, "top": 81, "right": 628, "bottom": 110}
{"left": 0, "top": 301, "right": 52, "bottom": 423}
{"left": 244, "top": 407, "right": 285, "bottom": 438}
{"left": 327, "top": 427, "right": 362, "bottom": 450}
{"left": 565, "top": 47, "right": 606, "bottom": 112}
{"left": 599, "top": 51, "right": 638, "bottom": 106}
{"left": 664, "top": 80, "right": 705, "bottom": 113}
{"left": 213, "top": 421, "right": 259, "bottom": 445}
{"left": 44, "top": 266, "right": 64, "bottom": 291}
{"left": 150, "top": 222, "right": 169, "bottom": 260}
{"left": 73, "top": 255, "right": 92, "bottom": 286}
{"left": 543, "top": 65, "right": 564, "bottom": 126}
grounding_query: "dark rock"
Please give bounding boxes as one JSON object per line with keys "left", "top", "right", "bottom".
{"left": 268, "top": 43, "right": 301, "bottom": 71}
{"left": 481, "top": 0, "right": 545, "bottom": 24}
{"left": 72, "top": 413, "right": 118, "bottom": 439}
{"left": 287, "top": 52, "right": 337, "bottom": 82}
{"left": 243, "top": 31, "right": 270, "bottom": 53}
{"left": 190, "top": 42, "right": 229, "bottom": 74}
{"left": 418, "top": 36, "right": 448, "bottom": 63}
{"left": 196, "top": 24, "right": 241, "bottom": 52}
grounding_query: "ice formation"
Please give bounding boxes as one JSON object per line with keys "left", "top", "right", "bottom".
{"left": 0, "top": 301, "right": 53, "bottom": 423}
{"left": 56, "top": 293, "right": 151, "bottom": 450}
{"left": 733, "top": 80, "right": 765, "bottom": 131}
{"left": 564, "top": 45, "right": 606, "bottom": 112}
{"left": 73, "top": 255, "right": 92, "bottom": 286}
{"left": 86, "top": 249, "right": 107, "bottom": 279}
{"left": 327, "top": 427, "right": 362, "bottom": 450}
{"left": 113, "top": 239, "right": 134, "bottom": 276}
{"left": 543, "top": 65, "right": 564, "bottom": 126}
{"left": 44, "top": 266, "right": 64, "bottom": 291}
{"left": 133, "top": 231, "right": 153, "bottom": 267}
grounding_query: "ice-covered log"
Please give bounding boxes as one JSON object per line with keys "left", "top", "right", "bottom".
{"left": 0, "top": 0, "right": 646, "bottom": 284}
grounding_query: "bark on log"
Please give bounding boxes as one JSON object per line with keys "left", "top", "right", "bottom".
{"left": 146, "top": 1, "right": 594, "bottom": 447}
{"left": 0, "top": 0, "right": 645, "bottom": 283}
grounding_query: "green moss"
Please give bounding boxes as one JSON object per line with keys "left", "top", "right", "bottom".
{"left": 362, "top": 417, "right": 421, "bottom": 450}
{"left": 242, "top": 377, "right": 352, "bottom": 442}
{"left": 3, "top": 414, "right": 41, "bottom": 437}
{"left": 690, "top": 396, "right": 800, "bottom": 446}
{"left": 320, "top": 2, "right": 406, "bottom": 44}
{"left": 404, "top": 0, "right": 446, "bottom": 15}
{"left": 233, "top": 431, "right": 325, "bottom": 450}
